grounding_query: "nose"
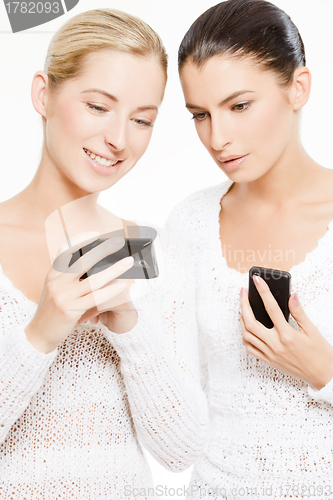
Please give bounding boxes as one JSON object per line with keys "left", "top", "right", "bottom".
{"left": 210, "top": 115, "right": 231, "bottom": 151}
{"left": 105, "top": 115, "right": 127, "bottom": 152}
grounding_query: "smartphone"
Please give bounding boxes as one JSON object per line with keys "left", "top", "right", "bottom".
{"left": 69, "top": 236, "right": 159, "bottom": 280}
{"left": 248, "top": 266, "right": 291, "bottom": 328}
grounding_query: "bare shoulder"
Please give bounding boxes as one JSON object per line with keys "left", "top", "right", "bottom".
{"left": 0, "top": 192, "right": 33, "bottom": 229}
{"left": 304, "top": 167, "right": 333, "bottom": 224}
{"left": 324, "top": 167, "right": 333, "bottom": 197}
{"left": 315, "top": 167, "right": 333, "bottom": 205}
{"left": 0, "top": 199, "right": 18, "bottom": 226}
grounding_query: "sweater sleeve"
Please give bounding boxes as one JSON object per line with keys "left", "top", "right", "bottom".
{"left": 103, "top": 228, "right": 209, "bottom": 472}
{"left": 0, "top": 309, "right": 58, "bottom": 444}
{"left": 165, "top": 197, "right": 210, "bottom": 394}
{"left": 307, "top": 377, "right": 333, "bottom": 406}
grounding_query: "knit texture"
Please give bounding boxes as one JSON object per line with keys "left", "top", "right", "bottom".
{"left": 0, "top": 227, "right": 208, "bottom": 499}
{"left": 166, "top": 180, "right": 333, "bottom": 500}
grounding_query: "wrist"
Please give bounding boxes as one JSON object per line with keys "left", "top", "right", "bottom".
{"left": 310, "top": 348, "right": 333, "bottom": 391}
{"left": 107, "top": 306, "right": 138, "bottom": 334}
{"left": 25, "top": 321, "right": 59, "bottom": 354}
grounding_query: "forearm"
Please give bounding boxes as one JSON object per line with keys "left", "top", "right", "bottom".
{"left": 0, "top": 322, "right": 57, "bottom": 443}
{"left": 104, "top": 317, "right": 209, "bottom": 471}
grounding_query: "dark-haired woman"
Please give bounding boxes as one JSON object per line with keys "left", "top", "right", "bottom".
{"left": 166, "top": 0, "right": 333, "bottom": 497}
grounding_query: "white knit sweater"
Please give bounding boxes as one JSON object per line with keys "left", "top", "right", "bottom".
{"left": 166, "top": 179, "right": 333, "bottom": 500}
{"left": 0, "top": 227, "right": 208, "bottom": 499}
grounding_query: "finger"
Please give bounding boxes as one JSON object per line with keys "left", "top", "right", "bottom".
{"left": 288, "top": 293, "right": 315, "bottom": 335}
{"left": 242, "top": 337, "right": 268, "bottom": 363}
{"left": 78, "top": 285, "right": 132, "bottom": 322}
{"left": 55, "top": 231, "right": 101, "bottom": 259}
{"left": 96, "top": 286, "right": 132, "bottom": 312}
{"left": 70, "top": 281, "right": 128, "bottom": 315}
{"left": 77, "top": 307, "right": 99, "bottom": 324}
{"left": 75, "top": 236, "right": 126, "bottom": 279}
{"left": 52, "top": 236, "right": 125, "bottom": 282}
{"left": 240, "top": 316, "right": 270, "bottom": 353}
{"left": 240, "top": 288, "right": 267, "bottom": 339}
{"left": 50, "top": 231, "right": 101, "bottom": 278}
{"left": 252, "top": 275, "right": 287, "bottom": 331}
{"left": 79, "top": 256, "right": 134, "bottom": 296}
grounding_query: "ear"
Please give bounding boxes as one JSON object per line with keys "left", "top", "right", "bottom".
{"left": 31, "top": 71, "right": 50, "bottom": 118}
{"left": 290, "top": 66, "right": 311, "bottom": 111}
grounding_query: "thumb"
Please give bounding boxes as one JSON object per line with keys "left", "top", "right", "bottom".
{"left": 54, "top": 231, "right": 101, "bottom": 259}
{"left": 289, "top": 293, "right": 314, "bottom": 334}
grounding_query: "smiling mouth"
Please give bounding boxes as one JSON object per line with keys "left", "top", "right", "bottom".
{"left": 83, "top": 148, "right": 122, "bottom": 167}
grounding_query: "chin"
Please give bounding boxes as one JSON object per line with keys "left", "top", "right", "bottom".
{"left": 217, "top": 164, "right": 270, "bottom": 184}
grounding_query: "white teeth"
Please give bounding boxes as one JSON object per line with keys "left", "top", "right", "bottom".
{"left": 84, "top": 148, "right": 119, "bottom": 167}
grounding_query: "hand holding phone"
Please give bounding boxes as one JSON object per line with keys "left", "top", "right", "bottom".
{"left": 248, "top": 266, "right": 291, "bottom": 328}
{"left": 25, "top": 232, "right": 136, "bottom": 353}
{"left": 53, "top": 226, "right": 159, "bottom": 280}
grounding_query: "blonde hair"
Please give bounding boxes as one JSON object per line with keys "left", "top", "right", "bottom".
{"left": 44, "top": 8, "right": 168, "bottom": 91}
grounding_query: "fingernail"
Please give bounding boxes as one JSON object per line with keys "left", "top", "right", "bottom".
{"left": 240, "top": 287, "right": 244, "bottom": 297}
{"left": 293, "top": 293, "right": 299, "bottom": 305}
{"left": 109, "top": 236, "right": 125, "bottom": 248}
{"left": 253, "top": 274, "right": 260, "bottom": 285}
{"left": 115, "top": 281, "right": 127, "bottom": 289}
{"left": 121, "top": 256, "right": 134, "bottom": 267}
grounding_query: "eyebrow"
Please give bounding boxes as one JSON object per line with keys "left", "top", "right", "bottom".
{"left": 186, "top": 90, "right": 255, "bottom": 110}
{"left": 80, "top": 89, "right": 158, "bottom": 111}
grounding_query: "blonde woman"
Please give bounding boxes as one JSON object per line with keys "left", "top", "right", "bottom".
{"left": 0, "top": 9, "right": 208, "bottom": 499}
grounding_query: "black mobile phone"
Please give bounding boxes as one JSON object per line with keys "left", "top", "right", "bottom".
{"left": 53, "top": 227, "right": 159, "bottom": 280}
{"left": 70, "top": 237, "right": 159, "bottom": 280}
{"left": 248, "top": 266, "right": 291, "bottom": 328}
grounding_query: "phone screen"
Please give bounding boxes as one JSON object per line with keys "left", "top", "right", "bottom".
{"left": 248, "top": 266, "right": 291, "bottom": 328}
{"left": 52, "top": 226, "right": 159, "bottom": 280}
{"left": 71, "top": 237, "right": 159, "bottom": 280}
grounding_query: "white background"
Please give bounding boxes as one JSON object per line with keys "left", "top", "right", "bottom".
{"left": 1, "top": 0, "right": 332, "bottom": 496}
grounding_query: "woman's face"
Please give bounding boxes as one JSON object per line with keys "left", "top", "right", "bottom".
{"left": 180, "top": 55, "right": 296, "bottom": 183}
{"left": 42, "top": 50, "right": 165, "bottom": 194}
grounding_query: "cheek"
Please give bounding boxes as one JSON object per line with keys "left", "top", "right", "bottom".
{"left": 51, "top": 100, "right": 95, "bottom": 147}
{"left": 250, "top": 100, "right": 293, "bottom": 149}
{"left": 130, "top": 128, "right": 153, "bottom": 159}
{"left": 195, "top": 121, "right": 211, "bottom": 148}
{"left": 60, "top": 104, "right": 90, "bottom": 139}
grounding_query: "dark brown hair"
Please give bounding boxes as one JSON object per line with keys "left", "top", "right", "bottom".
{"left": 178, "top": 0, "right": 306, "bottom": 86}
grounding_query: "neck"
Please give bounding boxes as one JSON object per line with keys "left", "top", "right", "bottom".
{"left": 13, "top": 154, "right": 102, "bottom": 231}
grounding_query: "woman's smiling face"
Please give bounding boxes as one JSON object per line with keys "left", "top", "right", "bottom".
{"left": 41, "top": 50, "right": 166, "bottom": 194}
{"left": 180, "top": 55, "right": 298, "bottom": 183}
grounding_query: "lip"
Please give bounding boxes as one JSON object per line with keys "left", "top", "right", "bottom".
{"left": 83, "top": 148, "right": 124, "bottom": 177}
{"left": 217, "top": 153, "right": 249, "bottom": 171}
